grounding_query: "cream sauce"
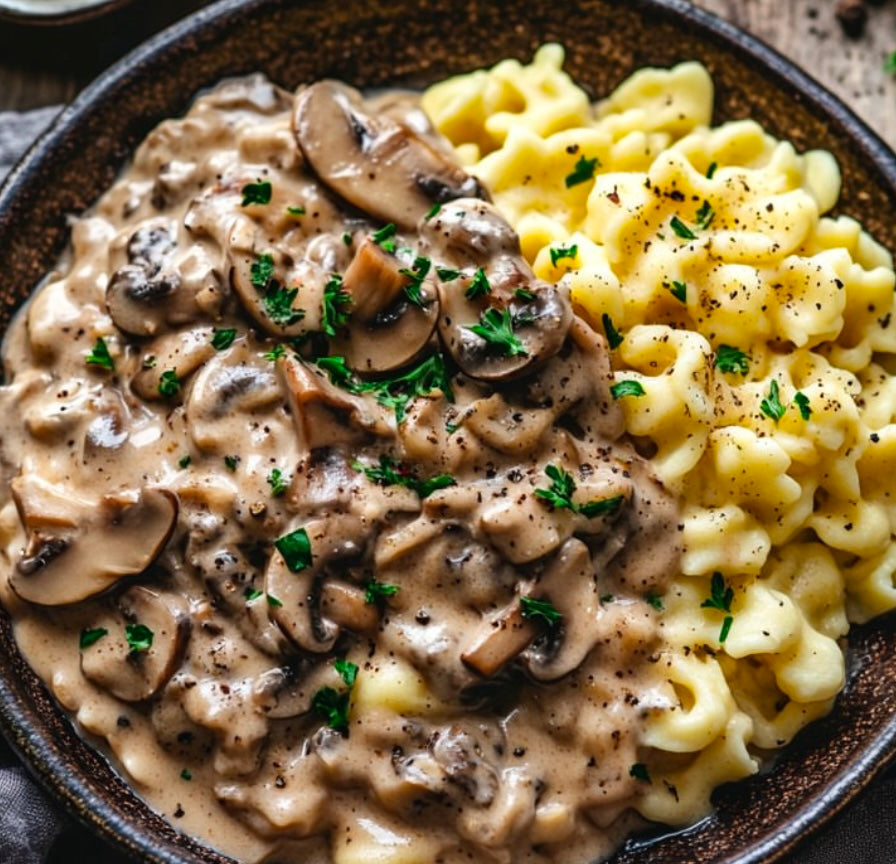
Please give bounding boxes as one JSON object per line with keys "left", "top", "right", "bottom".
{"left": 0, "top": 75, "right": 680, "bottom": 864}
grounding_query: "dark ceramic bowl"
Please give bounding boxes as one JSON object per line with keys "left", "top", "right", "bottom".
{"left": 2, "top": 1, "right": 896, "bottom": 862}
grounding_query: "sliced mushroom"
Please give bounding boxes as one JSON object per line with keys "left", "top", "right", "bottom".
{"left": 522, "top": 538, "right": 602, "bottom": 682}
{"left": 331, "top": 238, "right": 439, "bottom": 373}
{"left": 294, "top": 80, "right": 485, "bottom": 230}
{"left": 461, "top": 598, "right": 537, "bottom": 678}
{"left": 80, "top": 585, "right": 190, "bottom": 702}
{"left": 265, "top": 514, "right": 368, "bottom": 652}
{"left": 131, "top": 325, "right": 216, "bottom": 401}
{"left": 419, "top": 199, "right": 521, "bottom": 265}
{"left": 10, "top": 486, "right": 178, "bottom": 606}
{"left": 319, "top": 579, "right": 380, "bottom": 633}
{"left": 277, "top": 354, "right": 393, "bottom": 450}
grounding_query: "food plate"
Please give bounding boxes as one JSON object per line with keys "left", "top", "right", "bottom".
{"left": 1, "top": 0, "right": 896, "bottom": 862}
{"left": 0, "top": 0, "right": 134, "bottom": 25}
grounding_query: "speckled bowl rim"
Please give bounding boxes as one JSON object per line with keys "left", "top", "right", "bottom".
{"left": 1, "top": 1, "right": 896, "bottom": 862}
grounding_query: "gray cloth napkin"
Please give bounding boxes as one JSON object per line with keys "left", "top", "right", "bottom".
{"left": 1, "top": 103, "right": 896, "bottom": 864}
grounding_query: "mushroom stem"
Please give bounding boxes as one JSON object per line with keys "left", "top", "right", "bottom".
{"left": 461, "top": 599, "right": 537, "bottom": 678}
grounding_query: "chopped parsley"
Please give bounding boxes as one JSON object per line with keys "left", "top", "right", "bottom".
{"left": 275, "top": 527, "right": 312, "bottom": 572}
{"left": 534, "top": 464, "right": 624, "bottom": 518}
{"left": 224, "top": 454, "right": 240, "bottom": 472}
{"left": 85, "top": 337, "right": 114, "bottom": 371}
{"left": 364, "top": 578, "right": 400, "bottom": 605}
{"left": 266, "top": 594, "right": 283, "bottom": 608}
{"left": 465, "top": 307, "right": 527, "bottom": 357}
{"left": 158, "top": 369, "right": 181, "bottom": 398}
{"left": 286, "top": 205, "right": 306, "bottom": 216}
{"left": 342, "top": 232, "right": 353, "bottom": 246}
{"left": 465, "top": 267, "right": 491, "bottom": 300}
{"left": 436, "top": 267, "right": 461, "bottom": 281}
{"left": 312, "top": 658, "right": 358, "bottom": 734}
{"left": 550, "top": 244, "right": 578, "bottom": 267}
{"left": 263, "top": 343, "right": 287, "bottom": 361}
{"left": 760, "top": 379, "right": 786, "bottom": 423}
{"left": 630, "top": 763, "right": 652, "bottom": 783}
{"left": 267, "top": 468, "right": 289, "bottom": 497}
{"left": 142, "top": 355, "right": 157, "bottom": 369}
{"left": 211, "top": 328, "right": 236, "bottom": 350}
{"left": 565, "top": 155, "right": 599, "bottom": 188}
{"left": 317, "top": 352, "right": 453, "bottom": 423}
{"left": 399, "top": 256, "right": 432, "bottom": 307}
{"left": 352, "top": 454, "right": 455, "bottom": 499}
{"left": 885, "top": 51, "right": 896, "bottom": 75}
{"left": 241, "top": 180, "right": 272, "bottom": 206}
{"left": 244, "top": 587, "right": 263, "bottom": 602}
{"left": 610, "top": 379, "right": 646, "bottom": 399}
{"left": 321, "top": 275, "right": 352, "bottom": 336}
{"left": 180, "top": 769, "right": 192, "bottom": 781}
{"left": 125, "top": 623, "right": 153, "bottom": 654}
{"left": 706, "top": 161, "right": 718, "bottom": 179}
{"left": 178, "top": 454, "right": 192, "bottom": 469}
{"left": 644, "top": 592, "right": 664, "bottom": 611}
{"left": 519, "top": 595, "right": 563, "bottom": 628}
{"left": 793, "top": 391, "right": 812, "bottom": 420}
{"left": 701, "top": 571, "right": 734, "bottom": 644}
{"left": 371, "top": 222, "right": 397, "bottom": 253}
{"left": 668, "top": 280, "right": 688, "bottom": 303}
{"left": 669, "top": 216, "right": 697, "bottom": 241}
{"left": 250, "top": 253, "right": 275, "bottom": 290}
{"left": 715, "top": 344, "right": 750, "bottom": 375}
{"left": 695, "top": 200, "right": 715, "bottom": 230}
{"left": 602, "top": 313, "right": 623, "bottom": 349}
{"left": 263, "top": 285, "right": 305, "bottom": 327}
{"left": 334, "top": 658, "right": 358, "bottom": 688}
{"left": 425, "top": 203, "right": 442, "bottom": 220}
{"left": 515, "top": 287, "right": 536, "bottom": 302}
{"left": 79, "top": 627, "right": 108, "bottom": 649}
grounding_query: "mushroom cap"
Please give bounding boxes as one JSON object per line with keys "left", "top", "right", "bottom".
{"left": 293, "top": 80, "right": 485, "bottom": 230}
{"left": 80, "top": 585, "right": 190, "bottom": 702}
{"left": 10, "top": 487, "right": 178, "bottom": 606}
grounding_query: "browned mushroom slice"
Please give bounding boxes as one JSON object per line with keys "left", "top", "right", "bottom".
{"left": 80, "top": 586, "right": 190, "bottom": 702}
{"left": 523, "top": 538, "right": 602, "bottom": 682}
{"left": 461, "top": 598, "right": 537, "bottom": 678}
{"left": 418, "top": 198, "right": 521, "bottom": 265}
{"left": 131, "top": 326, "right": 216, "bottom": 401}
{"left": 319, "top": 579, "right": 379, "bottom": 633}
{"left": 277, "top": 355, "right": 393, "bottom": 450}
{"left": 293, "top": 80, "right": 485, "bottom": 230}
{"left": 331, "top": 238, "right": 439, "bottom": 373}
{"left": 9, "top": 486, "right": 178, "bottom": 606}
{"left": 265, "top": 515, "right": 368, "bottom": 652}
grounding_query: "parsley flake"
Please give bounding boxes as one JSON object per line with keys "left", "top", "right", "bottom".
{"left": 520, "top": 595, "right": 562, "bottom": 628}
{"left": 793, "top": 391, "right": 812, "bottom": 420}
{"left": 695, "top": 200, "right": 715, "bottom": 230}
{"left": 465, "top": 307, "right": 527, "bottom": 357}
{"left": 706, "top": 161, "right": 718, "bottom": 179}
{"left": 715, "top": 345, "right": 750, "bottom": 375}
{"left": 211, "top": 328, "right": 236, "bottom": 351}
{"left": 79, "top": 627, "right": 108, "bottom": 649}
{"left": 436, "top": 267, "right": 461, "bottom": 281}
{"left": 670, "top": 216, "right": 697, "bottom": 241}
{"left": 352, "top": 454, "right": 455, "bottom": 499}
{"left": 275, "top": 527, "right": 312, "bottom": 572}
{"left": 158, "top": 369, "right": 181, "bottom": 398}
{"left": 241, "top": 180, "right": 272, "bottom": 206}
{"left": 399, "top": 256, "right": 433, "bottom": 308}
{"left": 85, "top": 337, "right": 114, "bottom": 371}
{"left": 244, "top": 587, "right": 263, "bottom": 602}
{"left": 266, "top": 594, "right": 283, "bottom": 608}
{"left": 125, "top": 623, "right": 153, "bottom": 653}
{"left": 515, "top": 287, "right": 536, "bottom": 302}
{"left": 610, "top": 379, "right": 646, "bottom": 399}
{"left": 669, "top": 280, "right": 687, "bottom": 303}
{"left": 630, "top": 763, "right": 652, "bottom": 783}
{"left": 286, "top": 205, "right": 306, "bottom": 216}
{"left": 760, "top": 379, "right": 786, "bottom": 423}
{"left": 701, "top": 571, "right": 734, "bottom": 644}
{"left": 465, "top": 268, "right": 491, "bottom": 300}
{"left": 178, "top": 454, "right": 191, "bottom": 469}
{"left": 264, "top": 285, "right": 305, "bottom": 327}
{"left": 264, "top": 343, "right": 287, "bottom": 361}
{"left": 267, "top": 468, "right": 290, "bottom": 497}
{"left": 371, "top": 222, "right": 397, "bottom": 252}
{"left": 180, "top": 769, "right": 192, "bottom": 781}
{"left": 250, "top": 253, "right": 275, "bottom": 290}
{"left": 364, "top": 578, "right": 400, "bottom": 605}
{"left": 224, "top": 455, "right": 240, "bottom": 472}
{"left": 534, "top": 464, "right": 624, "bottom": 518}
{"left": 425, "top": 203, "right": 442, "bottom": 220}
{"left": 550, "top": 244, "right": 578, "bottom": 267}
{"left": 334, "top": 658, "right": 358, "bottom": 688}
{"left": 311, "top": 687, "right": 351, "bottom": 734}
{"left": 321, "top": 275, "right": 352, "bottom": 336}
{"left": 602, "top": 313, "right": 623, "bottom": 349}
{"left": 644, "top": 592, "right": 664, "bottom": 611}
{"left": 885, "top": 51, "right": 896, "bottom": 75}
{"left": 565, "top": 155, "right": 599, "bottom": 188}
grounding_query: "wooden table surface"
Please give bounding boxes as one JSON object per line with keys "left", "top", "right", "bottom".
{"left": 0, "top": 0, "right": 895, "bottom": 150}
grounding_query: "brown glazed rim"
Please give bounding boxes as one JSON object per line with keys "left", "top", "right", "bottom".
{"left": 1, "top": 1, "right": 896, "bottom": 863}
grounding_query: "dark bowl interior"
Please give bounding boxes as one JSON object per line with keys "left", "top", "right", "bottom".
{"left": 2, "top": 1, "right": 896, "bottom": 862}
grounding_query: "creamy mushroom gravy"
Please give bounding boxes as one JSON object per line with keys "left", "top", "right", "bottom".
{"left": 0, "top": 75, "right": 680, "bottom": 863}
